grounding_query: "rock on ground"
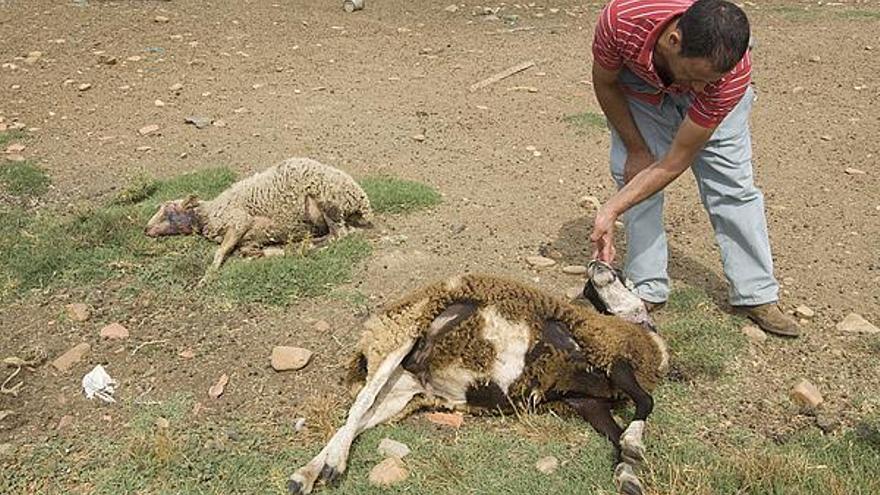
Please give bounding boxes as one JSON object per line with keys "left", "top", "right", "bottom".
{"left": 51, "top": 343, "right": 90, "bottom": 372}
{"left": 741, "top": 325, "right": 767, "bottom": 343}
{"left": 271, "top": 346, "right": 313, "bottom": 371}
{"left": 790, "top": 379, "right": 823, "bottom": 410}
{"left": 378, "top": 438, "right": 411, "bottom": 459}
{"left": 65, "top": 303, "right": 91, "bottom": 322}
{"left": 526, "top": 255, "right": 556, "bottom": 268}
{"left": 369, "top": 457, "right": 409, "bottom": 487}
{"left": 99, "top": 323, "right": 129, "bottom": 339}
{"left": 535, "top": 455, "right": 559, "bottom": 474}
{"left": 836, "top": 313, "right": 879, "bottom": 334}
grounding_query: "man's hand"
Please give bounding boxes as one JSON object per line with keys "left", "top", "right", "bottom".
{"left": 623, "top": 148, "right": 655, "bottom": 184}
{"left": 591, "top": 206, "right": 618, "bottom": 263}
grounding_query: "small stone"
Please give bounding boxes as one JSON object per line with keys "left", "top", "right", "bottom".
{"left": 741, "top": 324, "right": 767, "bottom": 343}
{"left": 100, "top": 323, "right": 129, "bottom": 339}
{"left": 51, "top": 343, "right": 91, "bottom": 372}
{"left": 6, "top": 154, "right": 25, "bottom": 162}
{"left": 411, "top": 133, "right": 426, "bottom": 142}
{"left": 208, "top": 373, "right": 229, "bottom": 399}
{"left": 185, "top": 116, "right": 212, "bottom": 129}
{"left": 425, "top": 412, "right": 464, "bottom": 428}
{"left": 526, "top": 255, "right": 556, "bottom": 268}
{"left": 795, "top": 305, "right": 815, "bottom": 319}
{"left": 791, "top": 86, "right": 804, "bottom": 94}
{"left": 98, "top": 54, "right": 117, "bottom": 65}
{"left": 819, "top": 135, "right": 832, "bottom": 141}
{"left": 138, "top": 124, "right": 160, "bottom": 135}
{"left": 294, "top": 417, "right": 306, "bottom": 432}
{"left": 565, "top": 286, "right": 582, "bottom": 299}
{"left": 844, "top": 167, "right": 866, "bottom": 175}
{"left": 56, "top": 415, "right": 74, "bottom": 430}
{"left": 314, "top": 320, "right": 331, "bottom": 332}
{"left": 535, "top": 455, "right": 559, "bottom": 474}
{"left": 126, "top": 55, "right": 142, "bottom": 62}
{"left": 782, "top": 277, "right": 796, "bottom": 286}
{"left": 5, "top": 143, "right": 25, "bottom": 153}
{"left": 135, "top": 145, "right": 151, "bottom": 152}
{"left": 525, "top": 145, "right": 537, "bottom": 152}
{"left": 444, "top": 4, "right": 459, "bottom": 12}
{"left": 212, "top": 119, "right": 227, "bottom": 128}
{"left": 369, "top": 457, "right": 409, "bottom": 487}
{"left": 378, "top": 438, "right": 411, "bottom": 459}
{"left": 271, "top": 346, "right": 313, "bottom": 371}
{"left": 65, "top": 303, "right": 91, "bottom": 322}
{"left": 170, "top": 82, "right": 184, "bottom": 91}
{"left": 578, "top": 195, "right": 602, "bottom": 209}
{"left": 836, "top": 313, "right": 879, "bottom": 334}
{"left": 77, "top": 83, "right": 92, "bottom": 91}
{"left": 179, "top": 349, "right": 195, "bottom": 359}
{"left": 808, "top": 55, "right": 821, "bottom": 63}
{"left": 155, "top": 417, "right": 170, "bottom": 429}
{"left": 790, "top": 379, "right": 823, "bottom": 410}
{"left": 154, "top": 99, "right": 165, "bottom": 107}
{"left": 155, "top": 15, "right": 170, "bottom": 23}
{"left": 562, "top": 265, "right": 587, "bottom": 275}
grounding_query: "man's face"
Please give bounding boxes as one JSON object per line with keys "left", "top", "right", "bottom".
{"left": 667, "top": 55, "right": 724, "bottom": 94}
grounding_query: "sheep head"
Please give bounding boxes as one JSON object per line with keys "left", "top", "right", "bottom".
{"left": 144, "top": 195, "right": 200, "bottom": 237}
{"left": 584, "top": 260, "right": 655, "bottom": 332}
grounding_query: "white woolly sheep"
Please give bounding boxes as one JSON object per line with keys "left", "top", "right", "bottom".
{"left": 288, "top": 266, "right": 668, "bottom": 495}
{"left": 144, "top": 157, "right": 372, "bottom": 278}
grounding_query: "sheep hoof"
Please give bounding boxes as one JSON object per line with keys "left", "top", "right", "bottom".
{"left": 287, "top": 477, "right": 307, "bottom": 495}
{"left": 620, "top": 420, "right": 646, "bottom": 466}
{"left": 614, "top": 463, "right": 643, "bottom": 495}
{"left": 321, "top": 464, "right": 341, "bottom": 485}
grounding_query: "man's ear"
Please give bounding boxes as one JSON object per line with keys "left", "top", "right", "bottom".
{"left": 668, "top": 28, "right": 683, "bottom": 51}
{"left": 182, "top": 194, "right": 200, "bottom": 209}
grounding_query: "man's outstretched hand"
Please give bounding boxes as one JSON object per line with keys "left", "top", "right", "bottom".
{"left": 591, "top": 206, "right": 618, "bottom": 263}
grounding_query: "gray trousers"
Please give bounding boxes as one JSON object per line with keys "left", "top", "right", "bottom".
{"left": 610, "top": 68, "right": 778, "bottom": 306}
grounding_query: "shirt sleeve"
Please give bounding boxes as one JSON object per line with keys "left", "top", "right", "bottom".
{"left": 688, "top": 51, "right": 752, "bottom": 128}
{"left": 592, "top": 2, "right": 623, "bottom": 71}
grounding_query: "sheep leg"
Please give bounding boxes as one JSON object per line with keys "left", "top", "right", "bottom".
{"left": 610, "top": 361, "right": 653, "bottom": 467}
{"left": 565, "top": 397, "right": 624, "bottom": 459}
{"left": 288, "top": 339, "right": 416, "bottom": 495}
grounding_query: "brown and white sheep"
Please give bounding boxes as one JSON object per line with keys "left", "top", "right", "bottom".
{"left": 288, "top": 267, "right": 668, "bottom": 495}
{"left": 144, "top": 157, "right": 372, "bottom": 280}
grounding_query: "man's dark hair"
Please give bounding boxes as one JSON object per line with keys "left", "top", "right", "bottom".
{"left": 678, "top": 0, "right": 750, "bottom": 73}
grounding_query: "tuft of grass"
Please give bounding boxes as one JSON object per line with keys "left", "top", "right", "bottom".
{"left": 660, "top": 287, "right": 745, "bottom": 381}
{"left": 359, "top": 176, "right": 441, "bottom": 214}
{"left": 0, "top": 161, "right": 50, "bottom": 196}
{"left": 0, "top": 129, "right": 26, "bottom": 148}
{"left": 210, "top": 235, "right": 372, "bottom": 305}
{"left": 836, "top": 9, "right": 880, "bottom": 20}
{"left": 562, "top": 111, "right": 607, "bottom": 134}
{"left": 112, "top": 174, "right": 158, "bottom": 205}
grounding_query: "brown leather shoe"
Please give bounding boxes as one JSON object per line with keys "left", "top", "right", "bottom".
{"left": 643, "top": 300, "right": 666, "bottom": 313}
{"left": 736, "top": 303, "right": 800, "bottom": 337}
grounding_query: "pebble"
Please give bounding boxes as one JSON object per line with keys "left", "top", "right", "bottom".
{"left": 271, "top": 346, "right": 313, "bottom": 371}
{"left": 138, "top": 124, "right": 160, "bottom": 135}
{"left": 535, "top": 455, "right": 559, "bottom": 474}
{"left": 212, "top": 119, "right": 227, "bottom": 128}
{"left": 100, "top": 323, "right": 129, "bottom": 339}
{"left": 5, "top": 143, "right": 26, "bottom": 153}
{"left": 378, "top": 438, "right": 411, "bottom": 459}
{"left": 77, "top": 83, "right": 92, "bottom": 91}
{"left": 741, "top": 324, "right": 767, "bottom": 343}
{"left": 51, "top": 343, "right": 91, "bottom": 372}
{"left": 808, "top": 55, "right": 821, "bottom": 63}
{"left": 170, "top": 82, "right": 184, "bottom": 91}
{"left": 208, "top": 373, "right": 229, "bottom": 399}
{"left": 185, "top": 116, "right": 213, "bottom": 129}
{"left": 155, "top": 15, "right": 170, "bottom": 23}
{"left": 65, "top": 303, "right": 91, "bottom": 322}
{"left": 425, "top": 412, "right": 463, "bottom": 428}
{"left": 314, "top": 320, "right": 331, "bottom": 332}
{"left": 790, "top": 379, "right": 823, "bottom": 410}
{"left": 844, "top": 167, "right": 866, "bottom": 175}
{"left": 126, "top": 55, "right": 142, "bottom": 62}
{"left": 836, "top": 313, "right": 879, "bottom": 334}
{"left": 98, "top": 54, "right": 117, "bottom": 65}
{"left": 794, "top": 305, "right": 815, "bottom": 319}
{"left": 444, "top": 4, "right": 459, "bottom": 12}
{"left": 819, "top": 135, "right": 832, "bottom": 141}
{"left": 369, "top": 457, "right": 409, "bottom": 487}
{"left": 294, "top": 418, "right": 306, "bottom": 432}
{"left": 526, "top": 255, "right": 556, "bottom": 268}
{"left": 179, "top": 349, "right": 195, "bottom": 359}
{"left": 154, "top": 99, "right": 165, "bottom": 107}
{"left": 565, "top": 286, "right": 582, "bottom": 299}
{"left": 578, "top": 195, "right": 602, "bottom": 209}
{"left": 562, "top": 265, "right": 587, "bottom": 275}
{"left": 411, "top": 133, "right": 426, "bottom": 142}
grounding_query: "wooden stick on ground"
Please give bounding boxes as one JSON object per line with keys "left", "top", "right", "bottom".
{"left": 469, "top": 60, "right": 535, "bottom": 92}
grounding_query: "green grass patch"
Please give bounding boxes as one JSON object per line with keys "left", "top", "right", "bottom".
{"left": 359, "top": 176, "right": 441, "bottom": 214}
{"left": 0, "top": 129, "right": 26, "bottom": 148}
{"left": 660, "top": 287, "right": 745, "bottom": 381}
{"left": 0, "top": 161, "right": 50, "bottom": 196}
{"left": 836, "top": 8, "right": 880, "bottom": 20}
{"left": 562, "top": 111, "right": 607, "bottom": 134}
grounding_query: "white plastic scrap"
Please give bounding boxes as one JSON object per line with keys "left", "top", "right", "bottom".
{"left": 82, "top": 365, "right": 118, "bottom": 403}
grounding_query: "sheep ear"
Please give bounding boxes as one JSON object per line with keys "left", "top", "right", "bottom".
{"left": 182, "top": 194, "right": 200, "bottom": 209}
{"left": 303, "top": 195, "right": 328, "bottom": 231}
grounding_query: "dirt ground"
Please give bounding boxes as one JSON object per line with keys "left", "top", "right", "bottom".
{"left": 1, "top": 0, "right": 878, "bottom": 480}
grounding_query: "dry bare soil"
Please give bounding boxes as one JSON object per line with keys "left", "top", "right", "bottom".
{"left": 1, "top": 1, "right": 878, "bottom": 494}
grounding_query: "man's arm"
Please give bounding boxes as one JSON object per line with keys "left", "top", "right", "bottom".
{"left": 592, "top": 63, "right": 654, "bottom": 181}
{"left": 591, "top": 117, "right": 715, "bottom": 261}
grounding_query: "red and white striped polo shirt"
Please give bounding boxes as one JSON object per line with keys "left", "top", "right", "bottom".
{"left": 592, "top": 0, "right": 751, "bottom": 128}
